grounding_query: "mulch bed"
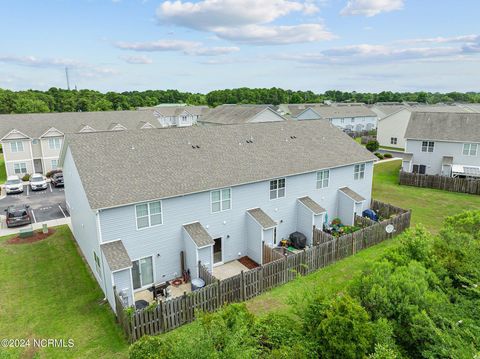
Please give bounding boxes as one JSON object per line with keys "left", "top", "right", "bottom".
{"left": 6, "top": 228, "right": 56, "bottom": 245}
{"left": 238, "top": 256, "right": 260, "bottom": 269}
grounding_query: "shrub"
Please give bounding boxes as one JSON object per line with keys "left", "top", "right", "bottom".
{"left": 384, "top": 153, "right": 393, "bottom": 158}
{"left": 21, "top": 173, "right": 30, "bottom": 181}
{"left": 46, "top": 169, "right": 62, "bottom": 178}
{"left": 366, "top": 140, "right": 380, "bottom": 152}
{"left": 374, "top": 152, "right": 384, "bottom": 160}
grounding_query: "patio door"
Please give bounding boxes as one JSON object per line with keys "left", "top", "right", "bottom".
{"left": 213, "top": 238, "right": 222, "bottom": 265}
{"left": 132, "top": 256, "right": 154, "bottom": 290}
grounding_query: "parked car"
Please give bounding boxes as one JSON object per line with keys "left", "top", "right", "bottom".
{"left": 51, "top": 171, "right": 64, "bottom": 187}
{"left": 4, "top": 175, "right": 24, "bottom": 194}
{"left": 30, "top": 173, "right": 47, "bottom": 191}
{"left": 5, "top": 205, "right": 32, "bottom": 228}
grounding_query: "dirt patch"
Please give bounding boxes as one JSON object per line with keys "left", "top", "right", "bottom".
{"left": 238, "top": 256, "right": 260, "bottom": 269}
{"left": 6, "top": 229, "right": 56, "bottom": 245}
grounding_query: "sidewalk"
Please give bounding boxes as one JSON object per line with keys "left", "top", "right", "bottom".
{"left": 373, "top": 157, "right": 402, "bottom": 165}
{"left": 0, "top": 217, "right": 71, "bottom": 237}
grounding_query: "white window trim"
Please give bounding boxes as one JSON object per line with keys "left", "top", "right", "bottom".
{"left": 354, "top": 163, "right": 366, "bottom": 180}
{"left": 51, "top": 159, "right": 58, "bottom": 170}
{"left": 463, "top": 143, "right": 478, "bottom": 156}
{"left": 13, "top": 162, "right": 27, "bottom": 174}
{"left": 210, "top": 188, "right": 232, "bottom": 213}
{"left": 48, "top": 137, "right": 61, "bottom": 150}
{"left": 421, "top": 141, "right": 434, "bottom": 153}
{"left": 316, "top": 169, "right": 330, "bottom": 189}
{"left": 10, "top": 141, "right": 24, "bottom": 153}
{"left": 269, "top": 178, "right": 286, "bottom": 200}
{"left": 135, "top": 201, "right": 163, "bottom": 230}
{"left": 132, "top": 255, "right": 155, "bottom": 291}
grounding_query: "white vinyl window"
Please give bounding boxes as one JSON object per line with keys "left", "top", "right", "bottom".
{"left": 354, "top": 163, "right": 365, "bottom": 180}
{"left": 463, "top": 143, "right": 478, "bottom": 156}
{"left": 270, "top": 178, "right": 286, "bottom": 199}
{"left": 390, "top": 137, "right": 398, "bottom": 145}
{"left": 51, "top": 160, "right": 58, "bottom": 170}
{"left": 10, "top": 141, "right": 24, "bottom": 153}
{"left": 316, "top": 170, "right": 329, "bottom": 189}
{"left": 13, "top": 162, "right": 27, "bottom": 174}
{"left": 93, "top": 251, "right": 102, "bottom": 277}
{"left": 132, "top": 256, "right": 154, "bottom": 290}
{"left": 211, "top": 188, "right": 231, "bottom": 213}
{"left": 135, "top": 201, "right": 162, "bottom": 230}
{"left": 421, "top": 141, "right": 434, "bottom": 152}
{"left": 48, "top": 138, "right": 61, "bottom": 150}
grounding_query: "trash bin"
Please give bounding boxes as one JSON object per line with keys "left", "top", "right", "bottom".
{"left": 191, "top": 278, "right": 205, "bottom": 291}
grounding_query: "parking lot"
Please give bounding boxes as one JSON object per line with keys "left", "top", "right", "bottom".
{"left": 0, "top": 183, "right": 69, "bottom": 225}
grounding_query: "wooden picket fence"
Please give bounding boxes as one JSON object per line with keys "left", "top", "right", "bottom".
{"left": 262, "top": 242, "right": 283, "bottom": 264}
{"left": 115, "top": 200, "right": 411, "bottom": 342}
{"left": 399, "top": 170, "right": 480, "bottom": 195}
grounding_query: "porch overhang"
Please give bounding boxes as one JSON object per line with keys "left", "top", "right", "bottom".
{"left": 297, "top": 196, "right": 326, "bottom": 215}
{"left": 339, "top": 187, "right": 366, "bottom": 203}
{"left": 247, "top": 208, "right": 276, "bottom": 229}
{"left": 100, "top": 240, "right": 132, "bottom": 272}
{"left": 183, "top": 222, "right": 214, "bottom": 248}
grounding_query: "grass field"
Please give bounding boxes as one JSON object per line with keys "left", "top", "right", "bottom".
{"left": 0, "top": 226, "right": 128, "bottom": 358}
{"left": 0, "top": 155, "right": 6, "bottom": 183}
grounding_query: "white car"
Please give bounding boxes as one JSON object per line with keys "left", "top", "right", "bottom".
{"left": 30, "top": 173, "right": 48, "bottom": 191}
{"left": 4, "top": 175, "right": 24, "bottom": 194}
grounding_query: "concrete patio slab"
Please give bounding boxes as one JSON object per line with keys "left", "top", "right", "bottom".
{"left": 213, "top": 260, "right": 249, "bottom": 280}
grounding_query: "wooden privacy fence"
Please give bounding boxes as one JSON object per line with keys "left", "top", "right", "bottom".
{"left": 262, "top": 242, "right": 283, "bottom": 264}
{"left": 116, "top": 200, "right": 411, "bottom": 342}
{"left": 399, "top": 170, "right": 480, "bottom": 195}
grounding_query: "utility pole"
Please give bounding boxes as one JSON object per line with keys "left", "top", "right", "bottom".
{"left": 65, "top": 67, "right": 71, "bottom": 90}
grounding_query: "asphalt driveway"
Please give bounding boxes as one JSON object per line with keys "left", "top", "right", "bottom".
{"left": 0, "top": 183, "right": 69, "bottom": 224}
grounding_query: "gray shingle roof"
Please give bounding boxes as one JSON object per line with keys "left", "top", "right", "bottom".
{"left": 247, "top": 208, "right": 276, "bottom": 229}
{"left": 183, "top": 222, "right": 214, "bottom": 247}
{"left": 64, "top": 120, "right": 376, "bottom": 209}
{"left": 100, "top": 240, "right": 132, "bottom": 272}
{"left": 313, "top": 104, "right": 377, "bottom": 119}
{"left": 339, "top": 187, "right": 366, "bottom": 202}
{"left": 405, "top": 112, "right": 480, "bottom": 142}
{"left": 0, "top": 110, "right": 162, "bottom": 139}
{"left": 138, "top": 105, "right": 209, "bottom": 117}
{"left": 297, "top": 196, "right": 326, "bottom": 215}
{"left": 200, "top": 104, "right": 284, "bottom": 125}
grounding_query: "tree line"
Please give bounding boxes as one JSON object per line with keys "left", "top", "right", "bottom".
{"left": 129, "top": 210, "right": 480, "bottom": 359}
{"left": 1, "top": 87, "right": 480, "bottom": 114}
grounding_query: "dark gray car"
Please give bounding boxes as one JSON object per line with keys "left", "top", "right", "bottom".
{"left": 5, "top": 205, "right": 32, "bottom": 228}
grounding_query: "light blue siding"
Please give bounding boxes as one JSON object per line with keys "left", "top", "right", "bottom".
{"left": 98, "top": 161, "right": 374, "bottom": 287}
{"left": 263, "top": 228, "right": 274, "bottom": 247}
{"left": 114, "top": 269, "right": 134, "bottom": 307}
{"left": 296, "top": 202, "right": 314, "bottom": 245}
{"left": 198, "top": 246, "right": 213, "bottom": 273}
{"left": 183, "top": 230, "right": 198, "bottom": 278}
{"left": 338, "top": 191, "right": 356, "bottom": 226}
{"left": 246, "top": 214, "right": 263, "bottom": 265}
{"left": 295, "top": 108, "right": 322, "bottom": 120}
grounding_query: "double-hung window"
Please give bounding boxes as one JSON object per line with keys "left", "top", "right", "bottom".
{"left": 135, "top": 201, "right": 162, "bottom": 229}
{"left": 93, "top": 251, "right": 102, "bottom": 277}
{"left": 421, "top": 141, "right": 434, "bottom": 152}
{"left": 14, "top": 162, "right": 27, "bottom": 174}
{"left": 463, "top": 143, "right": 478, "bottom": 156}
{"left": 132, "top": 257, "right": 154, "bottom": 290}
{"left": 51, "top": 160, "right": 58, "bottom": 170}
{"left": 354, "top": 163, "right": 365, "bottom": 180}
{"left": 391, "top": 137, "right": 398, "bottom": 145}
{"left": 316, "top": 170, "right": 329, "bottom": 189}
{"left": 211, "top": 188, "right": 231, "bottom": 212}
{"left": 270, "top": 178, "right": 285, "bottom": 199}
{"left": 48, "top": 138, "right": 61, "bottom": 150}
{"left": 10, "top": 141, "right": 23, "bottom": 153}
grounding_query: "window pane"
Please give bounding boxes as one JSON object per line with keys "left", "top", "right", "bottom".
{"left": 278, "top": 188, "right": 285, "bottom": 198}
{"left": 270, "top": 189, "right": 277, "bottom": 200}
{"left": 471, "top": 144, "right": 477, "bottom": 155}
{"left": 136, "top": 204, "right": 148, "bottom": 217}
{"left": 150, "top": 213, "right": 162, "bottom": 226}
{"left": 323, "top": 178, "right": 329, "bottom": 187}
{"left": 137, "top": 217, "right": 149, "bottom": 229}
{"left": 463, "top": 144, "right": 469, "bottom": 155}
{"left": 279, "top": 179, "right": 285, "bottom": 188}
{"left": 354, "top": 173, "right": 359, "bottom": 180}
{"left": 325, "top": 170, "right": 329, "bottom": 179}
{"left": 221, "top": 199, "right": 231, "bottom": 210}
{"left": 211, "top": 190, "right": 220, "bottom": 202}
{"left": 140, "top": 257, "right": 154, "bottom": 286}
{"left": 212, "top": 202, "right": 221, "bottom": 212}
{"left": 270, "top": 180, "right": 277, "bottom": 190}
{"left": 221, "top": 189, "right": 231, "bottom": 200}
{"left": 132, "top": 260, "right": 141, "bottom": 289}
{"left": 149, "top": 201, "right": 161, "bottom": 215}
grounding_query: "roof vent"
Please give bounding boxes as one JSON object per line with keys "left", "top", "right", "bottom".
{"left": 246, "top": 139, "right": 254, "bottom": 144}
{"left": 191, "top": 145, "right": 201, "bottom": 149}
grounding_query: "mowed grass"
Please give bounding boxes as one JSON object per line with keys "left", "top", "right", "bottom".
{"left": 247, "top": 160, "right": 480, "bottom": 315}
{"left": 373, "top": 159, "right": 480, "bottom": 233}
{"left": 0, "top": 155, "right": 6, "bottom": 183}
{"left": 0, "top": 226, "right": 128, "bottom": 358}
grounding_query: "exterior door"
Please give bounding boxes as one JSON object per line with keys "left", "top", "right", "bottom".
{"left": 213, "top": 238, "right": 222, "bottom": 264}
{"left": 33, "top": 159, "right": 43, "bottom": 174}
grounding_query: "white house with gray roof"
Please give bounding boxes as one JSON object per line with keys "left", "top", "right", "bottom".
{"left": 199, "top": 104, "right": 286, "bottom": 125}
{"left": 402, "top": 112, "right": 480, "bottom": 177}
{"left": 138, "top": 105, "right": 210, "bottom": 127}
{"left": 0, "top": 110, "right": 162, "bottom": 177}
{"left": 60, "top": 120, "right": 376, "bottom": 311}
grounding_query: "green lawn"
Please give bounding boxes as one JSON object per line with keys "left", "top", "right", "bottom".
{"left": 0, "top": 155, "right": 6, "bottom": 183}
{"left": 379, "top": 145, "right": 404, "bottom": 151}
{"left": 0, "top": 226, "right": 128, "bottom": 358}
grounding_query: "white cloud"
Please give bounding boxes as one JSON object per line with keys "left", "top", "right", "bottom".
{"left": 115, "top": 39, "right": 239, "bottom": 56}
{"left": 156, "top": 0, "right": 331, "bottom": 45}
{"left": 397, "top": 34, "right": 479, "bottom": 45}
{"left": 120, "top": 55, "right": 153, "bottom": 64}
{"left": 340, "top": 0, "right": 404, "bottom": 17}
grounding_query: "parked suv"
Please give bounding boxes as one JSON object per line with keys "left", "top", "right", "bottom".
{"left": 30, "top": 173, "right": 47, "bottom": 191}
{"left": 5, "top": 205, "right": 32, "bottom": 228}
{"left": 51, "top": 171, "right": 64, "bottom": 187}
{"left": 4, "top": 175, "right": 24, "bottom": 194}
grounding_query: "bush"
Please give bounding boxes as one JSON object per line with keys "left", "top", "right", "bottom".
{"left": 374, "top": 152, "right": 384, "bottom": 160}
{"left": 21, "top": 174, "right": 30, "bottom": 181}
{"left": 46, "top": 169, "right": 62, "bottom": 178}
{"left": 366, "top": 140, "right": 380, "bottom": 152}
{"left": 383, "top": 153, "right": 393, "bottom": 158}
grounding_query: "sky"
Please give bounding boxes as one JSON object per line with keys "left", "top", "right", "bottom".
{"left": 0, "top": 0, "right": 479, "bottom": 93}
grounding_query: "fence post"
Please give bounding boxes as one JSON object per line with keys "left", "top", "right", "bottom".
{"left": 216, "top": 280, "right": 221, "bottom": 307}
{"left": 240, "top": 270, "right": 245, "bottom": 301}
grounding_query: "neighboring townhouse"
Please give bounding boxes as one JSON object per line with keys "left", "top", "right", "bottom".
{"left": 402, "top": 112, "right": 480, "bottom": 177}
{"left": 0, "top": 111, "right": 161, "bottom": 177}
{"left": 60, "top": 120, "right": 376, "bottom": 310}
{"left": 278, "top": 103, "right": 378, "bottom": 132}
{"left": 138, "top": 105, "right": 210, "bottom": 127}
{"left": 199, "top": 104, "right": 286, "bottom": 125}
{"left": 374, "top": 104, "right": 474, "bottom": 150}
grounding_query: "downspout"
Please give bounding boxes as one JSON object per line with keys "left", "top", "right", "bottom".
{"left": 96, "top": 210, "right": 108, "bottom": 300}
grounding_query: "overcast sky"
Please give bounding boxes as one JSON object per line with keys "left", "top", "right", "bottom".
{"left": 1, "top": 0, "right": 479, "bottom": 93}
